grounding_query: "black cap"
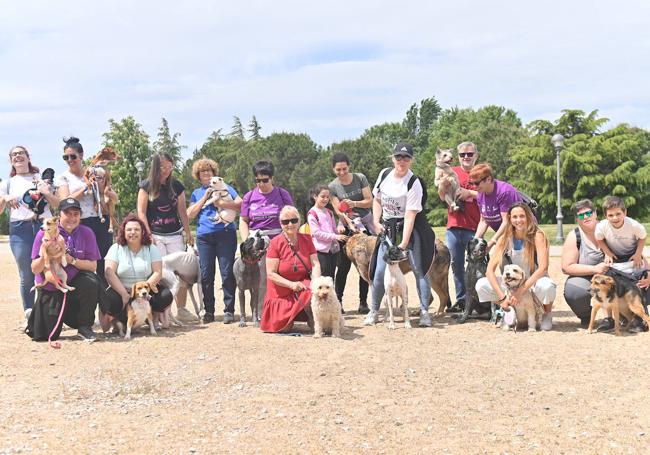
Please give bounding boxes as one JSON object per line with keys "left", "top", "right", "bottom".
{"left": 393, "top": 142, "right": 413, "bottom": 157}
{"left": 59, "top": 197, "right": 82, "bottom": 212}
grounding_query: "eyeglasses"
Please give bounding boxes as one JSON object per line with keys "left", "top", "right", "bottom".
{"left": 62, "top": 154, "right": 78, "bottom": 161}
{"left": 10, "top": 150, "right": 27, "bottom": 158}
{"left": 256, "top": 177, "right": 270, "bottom": 184}
{"left": 280, "top": 218, "right": 299, "bottom": 226}
{"left": 94, "top": 176, "right": 105, "bottom": 181}
{"left": 576, "top": 210, "right": 594, "bottom": 220}
{"left": 459, "top": 152, "right": 475, "bottom": 158}
{"left": 469, "top": 177, "right": 486, "bottom": 186}
{"left": 394, "top": 154, "right": 412, "bottom": 161}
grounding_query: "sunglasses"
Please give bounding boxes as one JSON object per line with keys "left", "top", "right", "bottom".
{"left": 62, "top": 154, "right": 78, "bottom": 161}
{"left": 394, "top": 154, "right": 412, "bottom": 161}
{"left": 459, "top": 152, "right": 475, "bottom": 158}
{"left": 280, "top": 218, "right": 299, "bottom": 226}
{"left": 256, "top": 177, "right": 270, "bottom": 183}
{"left": 577, "top": 210, "right": 594, "bottom": 219}
{"left": 469, "top": 177, "right": 486, "bottom": 186}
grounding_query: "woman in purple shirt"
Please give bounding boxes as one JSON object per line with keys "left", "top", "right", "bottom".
{"left": 239, "top": 160, "right": 294, "bottom": 320}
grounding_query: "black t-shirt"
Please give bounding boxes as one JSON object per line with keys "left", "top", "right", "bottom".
{"left": 141, "top": 178, "right": 185, "bottom": 234}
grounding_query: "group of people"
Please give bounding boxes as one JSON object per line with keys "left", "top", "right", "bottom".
{"left": 2, "top": 137, "right": 648, "bottom": 342}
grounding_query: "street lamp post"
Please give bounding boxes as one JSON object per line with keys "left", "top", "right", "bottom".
{"left": 135, "top": 161, "right": 145, "bottom": 186}
{"left": 551, "top": 134, "right": 565, "bottom": 243}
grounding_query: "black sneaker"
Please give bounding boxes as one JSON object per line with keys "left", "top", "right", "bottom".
{"left": 202, "top": 312, "right": 215, "bottom": 324}
{"left": 77, "top": 326, "right": 97, "bottom": 342}
{"left": 357, "top": 302, "right": 370, "bottom": 314}
{"left": 447, "top": 300, "right": 465, "bottom": 313}
{"left": 628, "top": 317, "right": 648, "bottom": 333}
{"left": 596, "top": 317, "right": 615, "bottom": 332}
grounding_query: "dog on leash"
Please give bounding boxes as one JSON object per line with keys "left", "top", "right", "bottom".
{"left": 202, "top": 176, "right": 237, "bottom": 226}
{"left": 434, "top": 148, "right": 463, "bottom": 212}
{"left": 381, "top": 243, "right": 411, "bottom": 330}
{"left": 121, "top": 281, "right": 157, "bottom": 340}
{"left": 34, "top": 217, "right": 75, "bottom": 293}
{"left": 310, "top": 276, "right": 345, "bottom": 337}
{"left": 160, "top": 246, "right": 203, "bottom": 321}
{"left": 345, "top": 233, "right": 451, "bottom": 314}
{"left": 233, "top": 232, "right": 269, "bottom": 327}
{"left": 87, "top": 147, "right": 120, "bottom": 233}
{"left": 458, "top": 238, "right": 491, "bottom": 323}
{"left": 501, "top": 264, "right": 543, "bottom": 331}
{"left": 587, "top": 274, "right": 650, "bottom": 336}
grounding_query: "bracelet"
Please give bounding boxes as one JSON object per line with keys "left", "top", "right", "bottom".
{"left": 496, "top": 295, "right": 507, "bottom": 303}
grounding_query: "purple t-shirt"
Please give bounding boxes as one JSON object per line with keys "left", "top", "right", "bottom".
{"left": 240, "top": 187, "right": 293, "bottom": 237}
{"left": 476, "top": 180, "right": 522, "bottom": 231}
{"left": 31, "top": 224, "right": 101, "bottom": 292}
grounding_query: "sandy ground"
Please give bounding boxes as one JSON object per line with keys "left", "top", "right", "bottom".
{"left": 1, "top": 241, "right": 650, "bottom": 455}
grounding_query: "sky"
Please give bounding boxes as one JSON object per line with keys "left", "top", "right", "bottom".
{"left": 1, "top": 0, "right": 649, "bottom": 176}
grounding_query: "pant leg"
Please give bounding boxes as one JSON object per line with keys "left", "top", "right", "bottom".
{"left": 63, "top": 271, "right": 101, "bottom": 329}
{"left": 101, "top": 286, "right": 128, "bottom": 323}
{"left": 335, "top": 248, "right": 352, "bottom": 301}
{"left": 564, "top": 276, "right": 593, "bottom": 323}
{"left": 371, "top": 242, "right": 388, "bottom": 311}
{"left": 359, "top": 277, "right": 368, "bottom": 304}
{"left": 317, "top": 252, "right": 336, "bottom": 279}
{"left": 150, "top": 285, "right": 173, "bottom": 312}
{"left": 81, "top": 217, "right": 112, "bottom": 281}
{"left": 9, "top": 220, "right": 39, "bottom": 311}
{"left": 531, "top": 276, "right": 557, "bottom": 307}
{"left": 197, "top": 234, "right": 217, "bottom": 315}
{"left": 476, "top": 276, "right": 503, "bottom": 302}
{"left": 407, "top": 247, "right": 433, "bottom": 313}
{"left": 215, "top": 230, "right": 237, "bottom": 314}
{"left": 445, "top": 228, "right": 475, "bottom": 302}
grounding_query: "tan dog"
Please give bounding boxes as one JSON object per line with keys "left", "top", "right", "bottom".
{"left": 434, "top": 148, "right": 462, "bottom": 212}
{"left": 502, "top": 264, "right": 543, "bottom": 332}
{"left": 124, "top": 281, "right": 157, "bottom": 340}
{"left": 87, "top": 147, "right": 120, "bottom": 233}
{"left": 588, "top": 274, "right": 650, "bottom": 336}
{"left": 345, "top": 233, "right": 451, "bottom": 314}
{"left": 34, "top": 217, "right": 75, "bottom": 293}
{"left": 310, "top": 276, "right": 344, "bottom": 338}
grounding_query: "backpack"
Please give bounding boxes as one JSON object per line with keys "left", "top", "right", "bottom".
{"left": 518, "top": 190, "right": 539, "bottom": 219}
{"left": 375, "top": 168, "right": 428, "bottom": 207}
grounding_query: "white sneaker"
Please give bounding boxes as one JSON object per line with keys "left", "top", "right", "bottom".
{"left": 176, "top": 307, "right": 198, "bottom": 323}
{"left": 541, "top": 312, "right": 553, "bottom": 331}
{"left": 364, "top": 309, "right": 378, "bottom": 326}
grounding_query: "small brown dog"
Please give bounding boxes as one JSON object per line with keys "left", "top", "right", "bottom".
{"left": 86, "top": 147, "right": 120, "bottom": 233}
{"left": 34, "top": 217, "right": 75, "bottom": 293}
{"left": 588, "top": 274, "right": 650, "bottom": 336}
{"left": 124, "top": 281, "right": 157, "bottom": 340}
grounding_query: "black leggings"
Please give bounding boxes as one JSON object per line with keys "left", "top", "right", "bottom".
{"left": 335, "top": 247, "right": 369, "bottom": 304}
{"left": 317, "top": 251, "right": 338, "bottom": 280}
{"left": 101, "top": 284, "right": 173, "bottom": 323}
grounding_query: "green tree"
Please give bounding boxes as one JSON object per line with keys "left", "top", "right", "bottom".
{"left": 152, "top": 118, "right": 185, "bottom": 172}
{"left": 402, "top": 96, "right": 442, "bottom": 150}
{"left": 248, "top": 116, "right": 262, "bottom": 141}
{"left": 229, "top": 116, "right": 245, "bottom": 140}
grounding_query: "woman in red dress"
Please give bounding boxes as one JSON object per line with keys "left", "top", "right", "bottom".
{"left": 260, "top": 206, "right": 320, "bottom": 333}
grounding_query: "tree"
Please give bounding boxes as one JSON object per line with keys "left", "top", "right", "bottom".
{"left": 101, "top": 116, "right": 152, "bottom": 216}
{"left": 229, "top": 116, "right": 245, "bottom": 140}
{"left": 402, "top": 96, "right": 442, "bottom": 150}
{"left": 152, "top": 117, "right": 185, "bottom": 172}
{"left": 248, "top": 116, "right": 262, "bottom": 140}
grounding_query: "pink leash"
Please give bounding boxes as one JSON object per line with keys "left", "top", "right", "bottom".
{"left": 47, "top": 274, "right": 69, "bottom": 349}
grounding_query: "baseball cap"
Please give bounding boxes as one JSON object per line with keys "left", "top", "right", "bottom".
{"left": 59, "top": 197, "right": 82, "bottom": 212}
{"left": 393, "top": 142, "right": 413, "bottom": 158}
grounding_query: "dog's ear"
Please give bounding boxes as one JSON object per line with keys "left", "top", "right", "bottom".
{"left": 131, "top": 284, "right": 138, "bottom": 299}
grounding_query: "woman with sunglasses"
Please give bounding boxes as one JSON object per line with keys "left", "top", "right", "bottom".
{"left": 469, "top": 163, "right": 524, "bottom": 252}
{"left": 260, "top": 205, "right": 319, "bottom": 333}
{"left": 240, "top": 160, "right": 294, "bottom": 321}
{"left": 56, "top": 137, "right": 113, "bottom": 279}
{"left": 365, "top": 143, "right": 436, "bottom": 328}
{"left": 0, "top": 146, "right": 59, "bottom": 322}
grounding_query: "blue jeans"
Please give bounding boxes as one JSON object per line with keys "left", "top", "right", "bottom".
{"left": 9, "top": 220, "right": 41, "bottom": 311}
{"left": 445, "top": 227, "right": 476, "bottom": 303}
{"left": 197, "top": 230, "right": 237, "bottom": 315}
{"left": 371, "top": 241, "right": 432, "bottom": 313}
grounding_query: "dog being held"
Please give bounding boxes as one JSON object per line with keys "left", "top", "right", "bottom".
{"left": 380, "top": 243, "right": 411, "bottom": 330}
{"left": 587, "top": 274, "right": 650, "bottom": 336}
{"left": 311, "top": 276, "right": 345, "bottom": 337}
{"left": 458, "top": 238, "right": 492, "bottom": 323}
{"left": 434, "top": 148, "right": 463, "bottom": 212}
{"left": 34, "top": 216, "right": 75, "bottom": 293}
{"left": 202, "top": 176, "right": 237, "bottom": 226}
{"left": 501, "top": 264, "right": 543, "bottom": 331}
{"left": 87, "top": 147, "right": 120, "bottom": 233}
{"left": 234, "top": 232, "right": 269, "bottom": 327}
{"left": 120, "top": 281, "right": 157, "bottom": 340}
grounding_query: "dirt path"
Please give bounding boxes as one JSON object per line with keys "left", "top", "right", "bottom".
{"left": 1, "top": 242, "right": 649, "bottom": 454}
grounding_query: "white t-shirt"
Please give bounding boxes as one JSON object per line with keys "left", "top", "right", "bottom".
{"left": 595, "top": 217, "right": 647, "bottom": 257}
{"left": 372, "top": 169, "right": 422, "bottom": 220}
{"left": 55, "top": 170, "right": 98, "bottom": 217}
{"left": 0, "top": 174, "right": 53, "bottom": 221}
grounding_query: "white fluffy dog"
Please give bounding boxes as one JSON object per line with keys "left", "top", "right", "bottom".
{"left": 502, "top": 264, "right": 543, "bottom": 332}
{"left": 202, "top": 176, "right": 237, "bottom": 225}
{"left": 310, "top": 276, "right": 344, "bottom": 338}
{"left": 434, "top": 147, "right": 462, "bottom": 212}
{"left": 382, "top": 245, "right": 411, "bottom": 330}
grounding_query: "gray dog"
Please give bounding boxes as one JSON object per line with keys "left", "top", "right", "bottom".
{"left": 160, "top": 247, "right": 203, "bottom": 319}
{"left": 233, "top": 232, "right": 269, "bottom": 327}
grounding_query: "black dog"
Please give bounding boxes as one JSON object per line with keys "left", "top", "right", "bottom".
{"left": 22, "top": 168, "right": 55, "bottom": 217}
{"left": 457, "top": 237, "right": 491, "bottom": 323}
{"left": 233, "top": 232, "right": 269, "bottom": 327}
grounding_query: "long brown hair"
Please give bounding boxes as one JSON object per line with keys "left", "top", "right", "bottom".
{"left": 493, "top": 202, "right": 548, "bottom": 272}
{"left": 8, "top": 146, "right": 40, "bottom": 177}
{"left": 146, "top": 152, "right": 175, "bottom": 202}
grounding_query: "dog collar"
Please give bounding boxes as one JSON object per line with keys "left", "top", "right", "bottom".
{"left": 242, "top": 256, "right": 262, "bottom": 264}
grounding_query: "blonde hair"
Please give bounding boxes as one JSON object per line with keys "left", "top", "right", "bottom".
{"left": 279, "top": 205, "right": 300, "bottom": 221}
{"left": 492, "top": 202, "right": 548, "bottom": 271}
{"left": 191, "top": 157, "right": 219, "bottom": 181}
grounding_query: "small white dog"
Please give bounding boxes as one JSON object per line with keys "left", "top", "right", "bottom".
{"left": 310, "top": 276, "right": 345, "bottom": 338}
{"left": 434, "top": 148, "right": 462, "bottom": 212}
{"left": 202, "top": 176, "right": 237, "bottom": 225}
{"left": 502, "top": 264, "right": 543, "bottom": 332}
{"left": 381, "top": 245, "right": 410, "bottom": 330}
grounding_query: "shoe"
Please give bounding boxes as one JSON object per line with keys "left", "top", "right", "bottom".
{"left": 357, "top": 302, "right": 370, "bottom": 314}
{"left": 176, "top": 307, "right": 198, "bottom": 323}
{"left": 596, "top": 317, "right": 615, "bottom": 333}
{"left": 628, "top": 317, "right": 648, "bottom": 333}
{"left": 77, "top": 326, "right": 97, "bottom": 343}
{"left": 364, "top": 309, "right": 378, "bottom": 326}
{"left": 419, "top": 311, "right": 432, "bottom": 327}
{"left": 223, "top": 312, "right": 234, "bottom": 324}
{"left": 202, "top": 312, "right": 215, "bottom": 324}
{"left": 541, "top": 312, "right": 553, "bottom": 331}
{"left": 579, "top": 318, "right": 590, "bottom": 329}
{"left": 447, "top": 300, "right": 465, "bottom": 313}
{"left": 340, "top": 304, "right": 346, "bottom": 315}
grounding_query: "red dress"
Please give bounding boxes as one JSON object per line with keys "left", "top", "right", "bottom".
{"left": 260, "top": 233, "right": 315, "bottom": 333}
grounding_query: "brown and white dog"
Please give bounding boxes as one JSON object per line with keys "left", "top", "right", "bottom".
{"left": 123, "top": 281, "right": 157, "bottom": 340}
{"left": 587, "top": 274, "right": 650, "bottom": 336}
{"left": 310, "top": 276, "right": 345, "bottom": 338}
{"left": 202, "top": 176, "right": 236, "bottom": 226}
{"left": 502, "top": 264, "right": 543, "bottom": 332}
{"left": 34, "top": 217, "right": 75, "bottom": 293}
{"left": 86, "top": 147, "right": 120, "bottom": 233}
